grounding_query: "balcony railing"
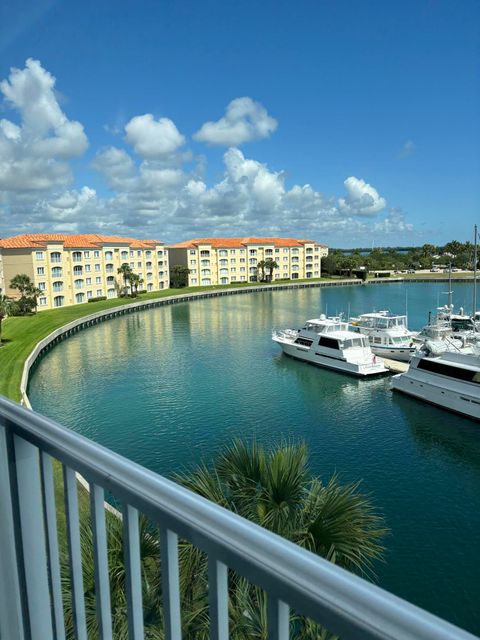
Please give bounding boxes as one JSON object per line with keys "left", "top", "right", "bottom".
{"left": 0, "top": 395, "right": 476, "bottom": 640}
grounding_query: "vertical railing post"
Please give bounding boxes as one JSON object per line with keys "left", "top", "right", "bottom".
{"left": 160, "top": 527, "right": 182, "bottom": 640}
{"left": 208, "top": 558, "right": 229, "bottom": 640}
{"left": 13, "top": 434, "right": 54, "bottom": 640}
{"left": 268, "top": 595, "right": 289, "bottom": 640}
{"left": 0, "top": 423, "right": 25, "bottom": 640}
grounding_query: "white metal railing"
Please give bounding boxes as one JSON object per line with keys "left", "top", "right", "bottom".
{"left": 0, "top": 395, "right": 477, "bottom": 640}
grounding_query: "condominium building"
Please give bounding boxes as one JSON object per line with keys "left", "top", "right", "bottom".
{"left": 0, "top": 234, "right": 169, "bottom": 310}
{"left": 168, "top": 237, "right": 328, "bottom": 286}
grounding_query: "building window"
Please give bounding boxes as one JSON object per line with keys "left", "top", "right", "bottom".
{"left": 39, "top": 297, "right": 47, "bottom": 306}
{"left": 230, "top": 249, "right": 236, "bottom": 255}
{"left": 96, "top": 277, "right": 102, "bottom": 284}
{"left": 121, "top": 251, "right": 128, "bottom": 260}
{"left": 35, "top": 251, "right": 44, "bottom": 260}
{"left": 249, "top": 249, "right": 257, "bottom": 255}
{"left": 107, "top": 288, "right": 116, "bottom": 298}
{"left": 190, "top": 278, "right": 197, "bottom": 285}
{"left": 159, "top": 271, "right": 164, "bottom": 277}
{"left": 38, "top": 282, "right": 46, "bottom": 290}
{"left": 292, "top": 273, "right": 299, "bottom": 279}
{"left": 266, "top": 249, "right": 273, "bottom": 255}
{"left": 220, "top": 269, "right": 228, "bottom": 276}
{"left": 275, "top": 248, "right": 280, "bottom": 253}
{"left": 231, "top": 267, "right": 236, "bottom": 273}
{"left": 200, "top": 250, "right": 210, "bottom": 257}
{"left": 145, "top": 250, "right": 151, "bottom": 258}
{"left": 283, "top": 248, "right": 289, "bottom": 253}
{"left": 201, "top": 260, "right": 210, "bottom": 267}
{"left": 105, "top": 251, "right": 113, "bottom": 260}
{"left": 249, "top": 267, "right": 256, "bottom": 274}
{"left": 240, "top": 267, "right": 246, "bottom": 272}
{"left": 95, "top": 264, "right": 101, "bottom": 272}
{"left": 219, "top": 259, "right": 228, "bottom": 266}
{"left": 240, "top": 249, "right": 245, "bottom": 254}
{"left": 105, "top": 263, "right": 114, "bottom": 273}
{"left": 292, "top": 257, "right": 299, "bottom": 263}
{"left": 249, "top": 258, "right": 257, "bottom": 265}
{"left": 106, "top": 276, "right": 115, "bottom": 284}
{"left": 292, "top": 248, "right": 299, "bottom": 255}
{"left": 94, "top": 250, "right": 100, "bottom": 258}
{"left": 220, "top": 277, "right": 228, "bottom": 284}
{"left": 219, "top": 250, "right": 228, "bottom": 257}
{"left": 96, "top": 289, "right": 102, "bottom": 296}
{"left": 84, "top": 264, "right": 91, "bottom": 272}
{"left": 53, "top": 295, "right": 64, "bottom": 307}
{"left": 86, "top": 277, "right": 92, "bottom": 285}
{"left": 240, "top": 276, "right": 246, "bottom": 281}
{"left": 87, "top": 291, "right": 93, "bottom": 299}
{"left": 130, "top": 250, "right": 134, "bottom": 257}
{"left": 190, "top": 260, "right": 196, "bottom": 266}
{"left": 240, "top": 258, "right": 246, "bottom": 263}
{"left": 292, "top": 265, "right": 299, "bottom": 271}
{"left": 283, "top": 256, "right": 288, "bottom": 262}
{"left": 189, "top": 250, "right": 195, "bottom": 255}
{"left": 37, "top": 267, "right": 45, "bottom": 275}
{"left": 74, "top": 279, "right": 84, "bottom": 289}
{"left": 137, "top": 262, "right": 142, "bottom": 268}
{"left": 306, "top": 248, "right": 313, "bottom": 254}
{"left": 73, "top": 266, "right": 83, "bottom": 275}
{"left": 84, "top": 251, "right": 90, "bottom": 259}
{"left": 72, "top": 251, "right": 82, "bottom": 262}
{"left": 201, "top": 269, "right": 210, "bottom": 276}
{"left": 230, "top": 259, "right": 235, "bottom": 264}
{"left": 50, "top": 252, "right": 61, "bottom": 263}
{"left": 75, "top": 293, "right": 85, "bottom": 303}
{"left": 52, "top": 281, "right": 63, "bottom": 292}
{"left": 146, "top": 261, "right": 152, "bottom": 269}
{"left": 201, "top": 278, "right": 211, "bottom": 285}
{"left": 137, "top": 250, "right": 142, "bottom": 257}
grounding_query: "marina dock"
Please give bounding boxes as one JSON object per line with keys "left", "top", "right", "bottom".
{"left": 383, "top": 358, "right": 409, "bottom": 373}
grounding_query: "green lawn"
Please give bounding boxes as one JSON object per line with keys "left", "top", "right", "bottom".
{"left": 1, "top": 277, "right": 346, "bottom": 402}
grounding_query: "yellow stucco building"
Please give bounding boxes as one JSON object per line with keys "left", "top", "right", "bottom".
{"left": 168, "top": 237, "right": 328, "bottom": 286}
{"left": 0, "top": 234, "right": 169, "bottom": 310}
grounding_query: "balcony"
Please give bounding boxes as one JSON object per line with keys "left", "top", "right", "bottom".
{"left": 0, "top": 396, "right": 475, "bottom": 640}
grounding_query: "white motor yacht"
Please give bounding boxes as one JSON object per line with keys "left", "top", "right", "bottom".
{"left": 391, "top": 342, "right": 480, "bottom": 420}
{"left": 349, "top": 311, "right": 416, "bottom": 362}
{"left": 272, "top": 315, "right": 387, "bottom": 377}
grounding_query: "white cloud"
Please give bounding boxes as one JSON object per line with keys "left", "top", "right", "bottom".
{"left": 193, "top": 97, "right": 277, "bottom": 146}
{"left": 0, "top": 58, "right": 88, "bottom": 192}
{"left": 400, "top": 140, "right": 415, "bottom": 158}
{"left": 124, "top": 114, "right": 185, "bottom": 158}
{"left": 338, "top": 176, "right": 387, "bottom": 217}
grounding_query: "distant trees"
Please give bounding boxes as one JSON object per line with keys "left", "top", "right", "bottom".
{"left": 0, "top": 295, "right": 14, "bottom": 343}
{"left": 170, "top": 265, "right": 190, "bottom": 288}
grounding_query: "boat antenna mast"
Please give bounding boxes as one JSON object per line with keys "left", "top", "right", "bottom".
{"left": 473, "top": 224, "right": 478, "bottom": 316}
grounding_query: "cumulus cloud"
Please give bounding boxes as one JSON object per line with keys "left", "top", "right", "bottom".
{"left": 193, "top": 97, "right": 277, "bottom": 146}
{"left": 338, "top": 176, "right": 386, "bottom": 217}
{"left": 0, "top": 60, "right": 410, "bottom": 243}
{"left": 124, "top": 114, "right": 185, "bottom": 158}
{"left": 0, "top": 59, "right": 88, "bottom": 193}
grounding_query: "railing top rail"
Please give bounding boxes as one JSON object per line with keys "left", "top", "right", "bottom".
{"left": 0, "top": 396, "right": 476, "bottom": 640}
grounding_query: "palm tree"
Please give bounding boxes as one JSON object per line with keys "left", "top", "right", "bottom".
{"left": 10, "top": 274, "right": 35, "bottom": 315}
{"left": 129, "top": 272, "right": 141, "bottom": 296}
{"left": 256, "top": 260, "right": 267, "bottom": 282}
{"left": 68, "top": 440, "right": 386, "bottom": 638}
{"left": 117, "top": 263, "right": 133, "bottom": 295}
{"left": 264, "top": 258, "right": 279, "bottom": 282}
{"left": 26, "top": 283, "right": 43, "bottom": 314}
{"left": 175, "top": 440, "right": 387, "bottom": 638}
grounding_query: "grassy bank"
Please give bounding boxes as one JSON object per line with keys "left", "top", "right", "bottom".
{"left": 1, "top": 277, "right": 347, "bottom": 402}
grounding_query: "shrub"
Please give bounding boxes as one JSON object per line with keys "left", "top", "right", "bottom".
{"left": 87, "top": 296, "right": 107, "bottom": 303}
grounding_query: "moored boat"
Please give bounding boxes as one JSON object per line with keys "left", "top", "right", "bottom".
{"left": 349, "top": 311, "right": 416, "bottom": 362}
{"left": 272, "top": 315, "right": 387, "bottom": 377}
{"left": 391, "top": 342, "right": 480, "bottom": 420}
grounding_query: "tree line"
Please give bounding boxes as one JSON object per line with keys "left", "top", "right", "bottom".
{"left": 323, "top": 240, "right": 478, "bottom": 275}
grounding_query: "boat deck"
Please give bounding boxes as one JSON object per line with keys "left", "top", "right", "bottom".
{"left": 383, "top": 358, "right": 409, "bottom": 373}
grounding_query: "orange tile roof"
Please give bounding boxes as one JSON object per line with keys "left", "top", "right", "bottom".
{"left": 0, "top": 234, "right": 164, "bottom": 250}
{"left": 169, "top": 237, "right": 325, "bottom": 249}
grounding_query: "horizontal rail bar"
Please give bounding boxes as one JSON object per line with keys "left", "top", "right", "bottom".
{"left": 0, "top": 396, "right": 477, "bottom": 640}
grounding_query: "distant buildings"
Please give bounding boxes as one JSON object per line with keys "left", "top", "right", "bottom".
{"left": 0, "top": 233, "right": 329, "bottom": 310}
{"left": 169, "top": 237, "right": 328, "bottom": 286}
{"left": 0, "top": 234, "right": 169, "bottom": 310}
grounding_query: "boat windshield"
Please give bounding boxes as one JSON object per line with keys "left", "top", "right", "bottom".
{"left": 304, "top": 321, "right": 347, "bottom": 333}
{"left": 341, "top": 337, "right": 368, "bottom": 349}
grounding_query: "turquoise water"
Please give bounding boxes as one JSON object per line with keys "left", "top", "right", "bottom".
{"left": 29, "top": 282, "right": 480, "bottom": 635}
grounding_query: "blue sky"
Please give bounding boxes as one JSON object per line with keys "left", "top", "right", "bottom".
{"left": 0, "top": 0, "right": 479, "bottom": 247}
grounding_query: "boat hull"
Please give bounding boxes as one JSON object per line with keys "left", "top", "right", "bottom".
{"left": 275, "top": 339, "right": 387, "bottom": 377}
{"left": 391, "top": 373, "right": 480, "bottom": 421}
{"left": 370, "top": 345, "right": 415, "bottom": 362}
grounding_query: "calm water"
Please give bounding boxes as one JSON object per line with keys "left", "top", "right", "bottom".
{"left": 29, "top": 282, "right": 480, "bottom": 635}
